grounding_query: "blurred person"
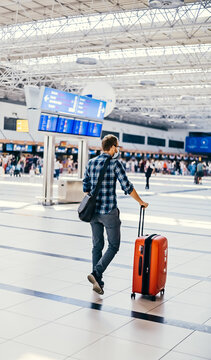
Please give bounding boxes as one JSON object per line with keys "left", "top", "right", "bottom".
{"left": 83, "top": 134, "right": 148, "bottom": 295}
{"left": 145, "top": 160, "right": 155, "bottom": 189}
{"left": 195, "top": 161, "right": 205, "bottom": 184}
{"left": 54, "top": 158, "right": 60, "bottom": 180}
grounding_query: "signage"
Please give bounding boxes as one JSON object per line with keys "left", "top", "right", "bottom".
{"left": 37, "top": 146, "right": 44, "bottom": 152}
{"left": 41, "top": 87, "right": 106, "bottom": 121}
{"left": 16, "top": 119, "right": 29, "bottom": 133}
{"left": 185, "top": 136, "right": 211, "bottom": 154}
{"left": 55, "top": 147, "right": 67, "bottom": 153}
{"left": 13, "top": 144, "right": 32, "bottom": 152}
{"left": 6, "top": 144, "right": 13, "bottom": 151}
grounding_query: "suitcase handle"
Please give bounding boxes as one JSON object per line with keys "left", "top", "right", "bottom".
{"left": 138, "top": 206, "right": 145, "bottom": 237}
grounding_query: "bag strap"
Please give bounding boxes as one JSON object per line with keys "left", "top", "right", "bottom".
{"left": 92, "top": 156, "right": 111, "bottom": 198}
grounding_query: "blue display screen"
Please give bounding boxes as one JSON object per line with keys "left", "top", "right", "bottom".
{"left": 55, "top": 147, "right": 67, "bottom": 153}
{"left": 56, "top": 117, "right": 74, "bottom": 134}
{"left": 13, "top": 144, "right": 32, "bottom": 152}
{"left": 87, "top": 122, "right": 102, "bottom": 137}
{"left": 41, "top": 88, "right": 79, "bottom": 115}
{"left": 38, "top": 113, "right": 102, "bottom": 138}
{"left": 41, "top": 87, "right": 106, "bottom": 120}
{"left": 38, "top": 114, "right": 58, "bottom": 132}
{"left": 72, "top": 120, "right": 88, "bottom": 136}
{"left": 6, "top": 144, "right": 13, "bottom": 151}
{"left": 76, "top": 96, "right": 106, "bottom": 120}
{"left": 185, "top": 137, "right": 211, "bottom": 154}
{"left": 37, "top": 146, "right": 44, "bottom": 152}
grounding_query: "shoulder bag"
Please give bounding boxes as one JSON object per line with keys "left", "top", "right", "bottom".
{"left": 78, "top": 156, "right": 111, "bottom": 222}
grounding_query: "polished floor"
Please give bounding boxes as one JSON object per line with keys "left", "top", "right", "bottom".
{"left": 0, "top": 172, "right": 211, "bottom": 360}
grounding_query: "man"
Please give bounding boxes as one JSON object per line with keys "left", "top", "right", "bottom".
{"left": 145, "top": 160, "right": 155, "bottom": 190}
{"left": 83, "top": 135, "right": 149, "bottom": 295}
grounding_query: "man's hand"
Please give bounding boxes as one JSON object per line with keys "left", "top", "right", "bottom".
{"left": 140, "top": 201, "right": 149, "bottom": 208}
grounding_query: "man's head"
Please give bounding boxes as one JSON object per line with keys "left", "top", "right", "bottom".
{"left": 102, "top": 134, "right": 119, "bottom": 157}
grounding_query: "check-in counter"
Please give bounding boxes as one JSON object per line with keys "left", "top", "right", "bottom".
{"left": 58, "top": 178, "right": 84, "bottom": 203}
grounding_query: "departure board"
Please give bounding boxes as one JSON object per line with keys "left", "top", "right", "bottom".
{"left": 38, "top": 114, "right": 58, "bottom": 132}
{"left": 72, "top": 120, "right": 89, "bottom": 136}
{"left": 38, "top": 114, "right": 102, "bottom": 138}
{"left": 87, "top": 122, "right": 102, "bottom": 137}
{"left": 41, "top": 87, "right": 106, "bottom": 121}
{"left": 56, "top": 117, "right": 74, "bottom": 134}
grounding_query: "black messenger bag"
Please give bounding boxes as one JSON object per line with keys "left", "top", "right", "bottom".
{"left": 78, "top": 157, "right": 111, "bottom": 222}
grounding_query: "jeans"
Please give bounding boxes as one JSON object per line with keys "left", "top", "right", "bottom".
{"left": 90, "top": 208, "right": 121, "bottom": 280}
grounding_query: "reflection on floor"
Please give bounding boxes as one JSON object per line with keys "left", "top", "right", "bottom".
{"left": 0, "top": 174, "right": 210, "bottom": 360}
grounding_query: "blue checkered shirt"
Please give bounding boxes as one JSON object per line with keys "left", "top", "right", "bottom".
{"left": 83, "top": 153, "right": 134, "bottom": 214}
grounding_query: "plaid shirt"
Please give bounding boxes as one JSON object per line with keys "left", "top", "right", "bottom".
{"left": 83, "top": 153, "right": 134, "bottom": 214}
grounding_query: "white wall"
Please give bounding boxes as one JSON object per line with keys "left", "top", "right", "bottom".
{"left": 0, "top": 100, "right": 189, "bottom": 153}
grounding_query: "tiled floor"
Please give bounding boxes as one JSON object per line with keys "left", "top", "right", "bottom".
{"left": 0, "top": 173, "right": 211, "bottom": 360}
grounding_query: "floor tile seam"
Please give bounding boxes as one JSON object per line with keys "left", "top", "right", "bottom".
{"left": 102, "top": 332, "right": 174, "bottom": 352}
{"left": 145, "top": 280, "right": 205, "bottom": 314}
{"left": 62, "top": 333, "right": 107, "bottom": 359}
{"left": 1, "top": 220, "right": 211, "bottom": 241}
{"left": 1, "top": 244, "right": 211, "bottom": 283}
{"left": 1, "top": 282, "right": 211, "bottom": 335}
{"left": 3, "top": 208, "right": 211, "bottom": 221}
{"left": 159, "top": 330, "right": 200, "bottom": 360}
{"left": 12, "top": 338, "right": 70, "bottom": 357}
{"left": 2, "top": 211, "right": 211, "bottom": 239}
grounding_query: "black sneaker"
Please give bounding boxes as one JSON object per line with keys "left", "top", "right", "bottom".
{"left": 87, "top": 272, "right": 104, "bottom": 295}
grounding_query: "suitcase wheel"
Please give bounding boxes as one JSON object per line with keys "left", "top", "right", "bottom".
{"left": 160, "top": 289, "right": 165, "bottom": 296}
{"left": 151, "top": 295, "right": 156, "bottom": 301}
{"left": 131, "top": 293, "right": 136, "bottom": 300}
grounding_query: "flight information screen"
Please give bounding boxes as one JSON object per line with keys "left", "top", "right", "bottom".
{"left": 87, "top": 122, "right": 102, "bottom": 137}
{"left": 72, "top": 120, "right": 89, "bottom": 136}
{"left": 38, "top": 114, "right": 102, "bottom": 138}
{"left": 56, "top": 117, "right": 75, "bottom": 134}
{"left": 41, "top": 87, "right": 106, "bottom": 121}
{"left": 38, "top": 114, "right": 58, "bottom": 132}
{"left": 185, "top": 137, "right": 211, "bottom": 153}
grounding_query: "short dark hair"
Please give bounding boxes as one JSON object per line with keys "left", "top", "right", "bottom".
{"left": 102, "top": 134, "right": 118, "bottom": 151}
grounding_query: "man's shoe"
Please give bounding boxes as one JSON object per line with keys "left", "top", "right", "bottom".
{"left": 87, "top": 272, "right": 104, "bottom": 295}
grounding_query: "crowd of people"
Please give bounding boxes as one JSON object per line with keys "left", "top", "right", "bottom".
{"left": 0, "top": 153, "right": 210, "bottom": 182}
{"left": 120, "top": 157, "right": 211, "bottom": 177}
{"left": 0, "top": 153, "right": 78, "bottom": 178}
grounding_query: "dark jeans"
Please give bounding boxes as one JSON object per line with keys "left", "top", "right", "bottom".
{"left": 90, "top": 208, "right": 121, "bottom": 280}
{"left": 146, "top": 176, "right": 150, "bottom": 188}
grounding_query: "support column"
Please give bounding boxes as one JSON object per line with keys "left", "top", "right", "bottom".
{"left": 42, "top": 135, "right": 55, "bottom": 205}
{"left": 78, "top": 139, "right": 88, "bottom": 179}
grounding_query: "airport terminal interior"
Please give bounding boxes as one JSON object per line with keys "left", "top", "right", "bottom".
{"left": 0, "top": 0, "right": 211, "bottom": 359}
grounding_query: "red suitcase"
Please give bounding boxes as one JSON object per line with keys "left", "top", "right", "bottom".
{"left": 131, "top": 207, "right": 168, "bottom": 301}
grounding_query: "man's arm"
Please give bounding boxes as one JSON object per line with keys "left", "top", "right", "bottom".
{"left": 129, "top": 188, "right": 148, "bottom": 208}
{"left": 83, "top": 162, "right": 91, "bottom": 194}
{"left": 115, "top": 161, "right": 148, "bottom": 208}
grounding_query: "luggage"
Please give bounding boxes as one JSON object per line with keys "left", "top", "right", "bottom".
{"left": 131, "top": 207, "right": 168, "bottom": 301}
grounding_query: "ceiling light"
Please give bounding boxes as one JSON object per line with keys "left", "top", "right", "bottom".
{"left": 180, "top": 96, "right": 195, "bottom": 101}
{"left": 76, "top": 57, "right": 97, "bottom": 65}
{"left": 149, "top": 0, "right": 184, "bottom": 9}
{"left": 140, "top": 80, "right": 156, "bottom": 86}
